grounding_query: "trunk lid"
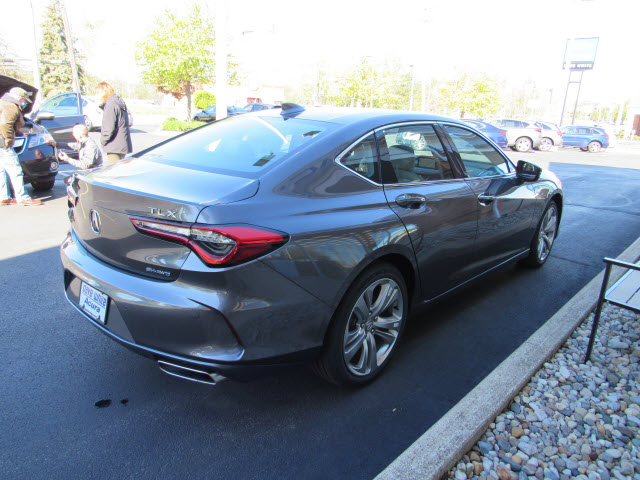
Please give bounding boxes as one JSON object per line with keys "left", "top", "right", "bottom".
{"left": 69, "top": 157, "right": 259, "bottom": 280}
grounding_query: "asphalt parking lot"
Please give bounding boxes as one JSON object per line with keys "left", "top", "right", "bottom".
{"left": 2, "top": 127, "right": 640, "bottom": 479}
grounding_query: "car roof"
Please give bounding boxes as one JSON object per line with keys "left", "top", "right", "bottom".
{"left": 251, "top": 106, "right": 461, "bottom": 129}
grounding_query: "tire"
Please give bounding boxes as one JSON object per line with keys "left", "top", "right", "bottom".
{"left": 521, "top": 201, "right": 559, "bottom": 268}
{"left": 539, "top": 137, "right": 553, "bottom": 152}
{"left": 588, "top": 141, "right": 602, "bottom": 153}
{"left": 514, "top": 137, "right": 532, "bottom": 152}
{"left": 31, "top": 178, "right": 56, "bottom": 191}
{"left": 580, "top": 147, "right": 589, "bottom": 152}
{"left": 84, "top": 115, "right": 93, "bottom": 131}
{"left": 313, "top": 263, "right": 408, "bottom": 386}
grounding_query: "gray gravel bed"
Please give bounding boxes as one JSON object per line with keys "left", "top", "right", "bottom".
{"left": 448, "top": 303, "right": 640, "bottom": 480}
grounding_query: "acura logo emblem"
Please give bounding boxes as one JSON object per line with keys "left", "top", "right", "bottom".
{"left": 90, "top": 209, "right": 101, "bottom": 234}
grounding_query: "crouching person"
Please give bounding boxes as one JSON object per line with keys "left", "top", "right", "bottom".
{"left": 47, "top": 124, "right": 103, "bottom": 171}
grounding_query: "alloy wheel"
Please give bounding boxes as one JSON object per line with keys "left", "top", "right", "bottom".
{"left": 515, "top": 137, "right": 532, "bottom": 152}
{"left": 539, "top": 138, "right": 553, "bottom": 151}
{"left": 588, "top": 141, "right": 601, "bottom": 153}
{"left": 537, "top": 204, "right": 558, "bottom": 263}
{"left": 342, "top": 278, "right": 403, "bottom": 376}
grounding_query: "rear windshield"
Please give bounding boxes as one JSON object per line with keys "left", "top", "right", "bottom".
{"left": 140, "top": 115, "right": 334, "bottom": 177}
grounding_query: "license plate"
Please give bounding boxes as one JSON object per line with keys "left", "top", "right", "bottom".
{"left": 79, "top": 282, "right": 109, "bottom": 324}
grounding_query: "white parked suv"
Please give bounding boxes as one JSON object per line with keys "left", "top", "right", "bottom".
{"left": 535, "top": 122, "right": 564, "bottom": 151}
{"left": 488, "top": 119, "right": 542, "bottom": 152}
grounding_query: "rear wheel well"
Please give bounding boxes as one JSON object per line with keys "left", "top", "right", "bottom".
{"left": 372, "top": 254, "right": 416, "bottom": 307}
{"left": 321, "top": 253, "right": 416, "bottom": 347}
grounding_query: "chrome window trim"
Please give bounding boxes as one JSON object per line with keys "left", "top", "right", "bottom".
{"left": 438, "top": 121, "right": 516, "bottom": 179}
{"left": 334, "top": 131, "right": 382, "bottom": 187}
{"left": 335, "top": 121, "right": 471, "bottom": 187}
{"left": 334, "top": 120, "right": 519, "bottom": 186}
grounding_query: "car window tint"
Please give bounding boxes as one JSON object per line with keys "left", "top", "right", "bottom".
{"left": 378, "top": 124, "right": 453, "bottom": 183}
{"left": 339, "top": 135, "right": 379, "bottom": 182}
{"left": 39, "top": 93, "right": 79, "bottom": 116}
{"left": 143, "top": 115, "right": 333, "bottom": 177}
{"left": 443, "top": 125, "right": 510, "bottom": 177}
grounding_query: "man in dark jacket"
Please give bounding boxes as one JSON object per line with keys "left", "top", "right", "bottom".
{"left": 95, "top": 82, "right": 132, "bottom": 165}
{"left": 0, "top": 87, "right": 42, "bottom": 205}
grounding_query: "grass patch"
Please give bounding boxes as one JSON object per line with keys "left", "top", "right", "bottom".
{"left": 162, "top": 117, "right": 206, "bottom": 131}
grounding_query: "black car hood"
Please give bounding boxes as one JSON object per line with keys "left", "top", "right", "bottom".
{"left": 0, "top": 75, "right": 38, "bottom": 114}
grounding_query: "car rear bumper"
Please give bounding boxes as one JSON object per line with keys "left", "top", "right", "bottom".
{"left": 60, "top": 230, "right": 329, "bottom": 379}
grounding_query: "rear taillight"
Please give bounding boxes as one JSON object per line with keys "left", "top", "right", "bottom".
{"left": 558, "top": 132, "right": 563, "bottom": 137}
{"left": 535, "top": 128, "right": 541, "bottom": 133}
{"left": 605, "top": 135, "right": 609, "bottom": 140}
{"left": 129, "top": 217, "right": 288, "bottom": 267}
{"left": 500, "top": 131, "right": 507, "bottom": 136}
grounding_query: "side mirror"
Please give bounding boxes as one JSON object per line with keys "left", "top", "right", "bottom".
{"left": 516, "top": 160, "right": 541, "bottom": 182}
{"left": 33, "top": 111, "right": 55, "bottom": 123}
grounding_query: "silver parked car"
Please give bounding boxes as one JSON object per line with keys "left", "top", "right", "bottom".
{"left": 61, "top": 105, "right": 563, "bottom": 387}
{"left": 488, "top": 119, "right": 542, "bottom": 152}
{"left": 535, "top": 121, "right": 564, "bottom": 151}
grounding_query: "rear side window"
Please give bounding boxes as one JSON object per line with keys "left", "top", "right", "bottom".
{"left": 443, "top": 125, "right": 511, "bottom": 177}
{"left": 143, "top": 115, "right": 333, "bottom": 176}
{"left": 339, "top": 134, "right": 379, "bottom": 182}
{"left": 378, "top": 124, "right": 454, "bottom": 183}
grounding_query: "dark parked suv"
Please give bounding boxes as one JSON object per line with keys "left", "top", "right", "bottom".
{"left": 0, "top": 76, "right": 59, "bottom": 191}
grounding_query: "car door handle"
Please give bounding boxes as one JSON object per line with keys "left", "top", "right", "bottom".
{"left": 395, "top": 193, "right": 427, "bottom": 209}
{"left": 478, "top": 194, "right": 495, "bottom": 205}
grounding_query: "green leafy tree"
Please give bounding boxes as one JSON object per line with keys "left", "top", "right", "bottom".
{"left": 438, "top": 73, "right": 501, "bottom": 118}
{"left": 194, "top": 90, "right": 216, "bottom": 109}
{"left": 136, "top": 4, "right": 238, "bottom": 120}
{"left": 38, "top": 0, "right": 87, "bottom": 97}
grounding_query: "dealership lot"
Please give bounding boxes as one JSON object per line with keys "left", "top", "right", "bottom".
{"left": 2, "top": 125, "right": 640, "bottom": 479}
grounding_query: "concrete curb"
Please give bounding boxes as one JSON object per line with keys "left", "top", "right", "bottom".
{"left": 375, "top": 237, "right": 640, "bottom": 480}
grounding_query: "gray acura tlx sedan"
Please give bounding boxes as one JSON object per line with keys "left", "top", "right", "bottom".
{"left": 61, "top": 104, "right": 563, "bottom": 387}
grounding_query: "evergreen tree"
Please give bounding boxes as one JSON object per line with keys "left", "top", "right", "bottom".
{"left": 38, "top": 0, "right": 86, "bottom": 97}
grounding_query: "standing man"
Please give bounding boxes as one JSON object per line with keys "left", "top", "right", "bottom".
{"left": 95, "top": 82, "right": 132, "bottom": 165}
{"left": 0, "top": 87, "right": 42, "bottom": 206}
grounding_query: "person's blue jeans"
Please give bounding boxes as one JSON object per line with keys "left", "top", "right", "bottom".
{"left": 0, "top": 147, "right": 30, "bottom": 202}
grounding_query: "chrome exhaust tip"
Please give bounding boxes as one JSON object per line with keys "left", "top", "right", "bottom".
{"left": 157, "top": 360, "right": 226, "bottom": 385}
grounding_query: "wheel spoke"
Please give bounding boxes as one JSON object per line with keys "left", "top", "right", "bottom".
{"left": 373, "top": 316, "right": 401, "bottom": 330}
{"left": 370, "top": 282, "right": 398, "bottom": 317}
{"left": 352, "top": 296, "right": 369, "bottom": 323}
{"left": 373, "top": 327, "right": 397, "bottom": 345}
{"left": 344, "top": 328, "right": 366, "bottom": 362}
{"left": 366, "top": 333, "right": 378, "bottom": 371}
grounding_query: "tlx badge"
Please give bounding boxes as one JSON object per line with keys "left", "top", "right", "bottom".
{"left": 148, "top": 207, "right": 177, "bottom": 219}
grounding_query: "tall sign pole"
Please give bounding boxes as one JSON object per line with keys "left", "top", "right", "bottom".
{"left": 559, "top": 37, "right": 598, "bottom": 126}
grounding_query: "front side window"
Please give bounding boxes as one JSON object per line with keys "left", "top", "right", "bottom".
{"left": 443, "top": 125, "right": 511, "bottom": 177}
{"left": 378, "top": 124, "right": 453, "bottom": 183}
{"left": 339, "top": 134, "right": 379, "bottom": 182}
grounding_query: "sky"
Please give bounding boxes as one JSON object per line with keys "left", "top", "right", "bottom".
{"left": 4, "top": 0, "right": 640, "bottom": 107}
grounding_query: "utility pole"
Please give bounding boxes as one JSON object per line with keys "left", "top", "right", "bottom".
{"left": 29, "top": 0, "right": 42, "bottom": 101}
{"left": 60, "top": 0, "right": 80, "bottom": 92}
{"left": 215, "top": 0, "right": 228, "bottom": 121}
